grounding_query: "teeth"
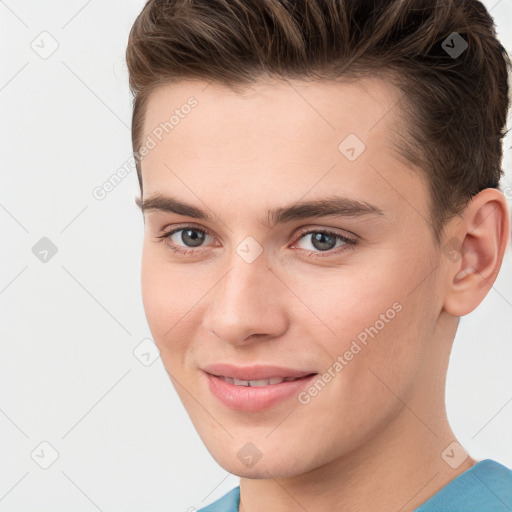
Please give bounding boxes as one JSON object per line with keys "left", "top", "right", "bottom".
{"left": 220, "top": 376, "right": 301, "bottom": 386}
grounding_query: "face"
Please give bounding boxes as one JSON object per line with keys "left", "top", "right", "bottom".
{"left": 138, "top": 77, "right": 450, "bottom": 478}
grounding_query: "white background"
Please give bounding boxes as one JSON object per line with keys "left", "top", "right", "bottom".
{"left": 1, "top": 1, "right": 511, "bottom": 511}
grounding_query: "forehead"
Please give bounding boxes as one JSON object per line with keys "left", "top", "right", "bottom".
{"left": 142, "top": 76, "right": 404, "bottom": 148}
{"left": 139, "top": 76, "right": 428, "bottom": 226}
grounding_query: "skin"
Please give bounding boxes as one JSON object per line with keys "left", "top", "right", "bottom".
{"left": 136, "top": 76, "right": 510, "bottom": 512}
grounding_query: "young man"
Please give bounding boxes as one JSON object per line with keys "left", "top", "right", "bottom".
{"left": 126, "top": 0, "right": 512, "bottom": 510}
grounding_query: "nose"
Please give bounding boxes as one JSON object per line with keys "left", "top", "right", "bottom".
{"left": 201, "top": 251, "right": 288, "bottom": 345}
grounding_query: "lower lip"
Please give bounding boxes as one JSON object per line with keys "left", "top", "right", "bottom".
{"left": 204, "top": 372, "right": 318, "bottom": 412}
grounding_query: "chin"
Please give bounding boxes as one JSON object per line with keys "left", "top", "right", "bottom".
{"left": 218, "top": 456, "right": 309, "bottom": 480}
{"left": 202, "top": 437, "right": 317, "bottom": 480}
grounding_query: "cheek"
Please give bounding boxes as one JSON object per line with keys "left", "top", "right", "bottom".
{"left": 141, "top": 252, "right": 166, "bottom": 335}
{"left": 303, "top": 249, "right": 436, "bottom": 391}
{"left": 141, "top": 246, "right": 184, "bottom": 351}
{"left": 336, "top": 269, "right": 437, "bottom": 408}
{"left": 140, "top": 244, "right": 212, "bottom": 367}
{"left": 281, "top": 259, "right": 406, "bottom": 341}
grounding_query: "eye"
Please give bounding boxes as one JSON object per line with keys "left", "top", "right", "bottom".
{"left": 291, "top": 228, "right": 357, "bottom": 258}
{"left": 156, "top": 226, "right": 214, "bottom": 255}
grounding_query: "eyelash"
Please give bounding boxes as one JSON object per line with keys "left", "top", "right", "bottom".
{"left": 156, "top": 225, "right": 358, "bottom": 259}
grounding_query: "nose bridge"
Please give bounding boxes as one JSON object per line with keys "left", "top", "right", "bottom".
{"left": 202, "top": 247, "right": 286, "bottom": 343}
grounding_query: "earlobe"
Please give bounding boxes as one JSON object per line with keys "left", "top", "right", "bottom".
{"left": 442, "top": 189, "right": 510, "bottom": 317}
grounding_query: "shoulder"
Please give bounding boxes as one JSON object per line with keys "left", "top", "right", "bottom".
{"left": 196, "top": 486, "right": 240, "bottom": 512}
{"left": 415, "top": 459, "right": 512, "bottom": 511}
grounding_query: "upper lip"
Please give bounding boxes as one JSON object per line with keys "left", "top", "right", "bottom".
{"left": 202, "top": 363, "right": 317, "bottom": 381}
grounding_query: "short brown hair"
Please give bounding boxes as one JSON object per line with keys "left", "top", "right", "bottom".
{"left": 126, "top": 0, "right": 511, "bottom": 243}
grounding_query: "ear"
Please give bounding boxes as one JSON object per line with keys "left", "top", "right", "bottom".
{"left": 442, "top": 188, "right": 511, "bottom": 317}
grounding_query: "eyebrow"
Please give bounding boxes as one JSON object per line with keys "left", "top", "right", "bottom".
{"left": 135, "top": 193, "right": 384, "bottom": 227}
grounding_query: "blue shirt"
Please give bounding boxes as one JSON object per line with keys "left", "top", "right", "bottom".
{"left": 197, "top": 459, "right": 512, "bottom": 511}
